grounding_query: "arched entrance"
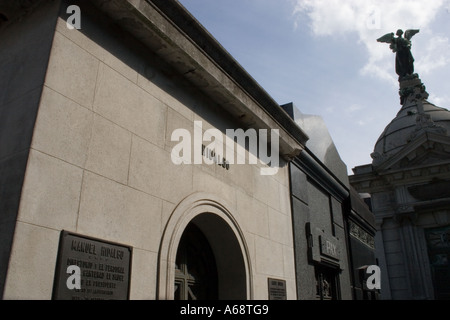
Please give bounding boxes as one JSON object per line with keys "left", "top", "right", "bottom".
{"left": 174, "top": 223, "right": 218, "bottom": 300}
{"left": 157, "top": 193, "right": 252, "bottom": 300}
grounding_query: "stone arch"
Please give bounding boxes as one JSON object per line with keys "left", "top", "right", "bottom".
{"left": 157, "top": 192, "right": 252, "bottom": 299}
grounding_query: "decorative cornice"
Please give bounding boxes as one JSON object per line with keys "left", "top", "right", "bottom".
{"left": 351, "top": 159, "right": 450, "bottom": 199}
{"left": 373, "top": 132, "right": 450, "bottom": 171}
{"left": 148, "top": 0, "right": 310, "bottom": 142}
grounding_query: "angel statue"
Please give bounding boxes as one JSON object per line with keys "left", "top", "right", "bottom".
{"left": 377, "top": 29, "right": 420, "bottom": 79}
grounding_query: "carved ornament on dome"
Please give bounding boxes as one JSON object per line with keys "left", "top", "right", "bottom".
{"left": 371, "top": 151, "right": 388, "bottom": 166}
{"left": 407, "top": 113, "right": 447, "bottom": 141}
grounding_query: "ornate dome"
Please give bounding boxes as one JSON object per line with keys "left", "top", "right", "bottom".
{"left": 371, "top": 76, "right": 450, "bottom": 166}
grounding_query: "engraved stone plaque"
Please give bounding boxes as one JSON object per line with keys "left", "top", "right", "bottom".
{"left": 319, "top": 235, "right": 340, "bottom": 260}
{"left": 268, "top": 278, "right": 286, "bottom": 300}
{"left": 52, "top": 231, "right": 132, "bottom": 300}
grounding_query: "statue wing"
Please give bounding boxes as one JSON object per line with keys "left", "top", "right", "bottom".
{"left": 405, "top": 29, "right": 420, "bottom": 40}
{"left": 377, "top": 32, "right": 394, "bottom": 43}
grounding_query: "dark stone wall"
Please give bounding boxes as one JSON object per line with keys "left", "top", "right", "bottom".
{"left": 348, "top": 232, "right": 377, "bottom": 299}
{"left": 289, "top": 159, "right": 352, "bottom": 299}
{"left": 0, "top": 0, "right": 60, "bottom": 297}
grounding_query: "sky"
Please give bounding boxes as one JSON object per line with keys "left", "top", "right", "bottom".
{"left": 177, "top": 0, "right": 450, "bottom": 175}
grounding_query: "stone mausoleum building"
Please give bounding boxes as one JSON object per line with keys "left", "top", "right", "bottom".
{"left": 0, "top": 0, "right": 377, "bottom": 300}
{"left": 350, "top": 57, "right": 450, "bottom": 298}
{"left": 282, "top": 103, "right": 377, "bottom": 300}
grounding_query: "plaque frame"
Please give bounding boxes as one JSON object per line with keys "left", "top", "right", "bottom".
{"left": 52, "top": 230, "right": 133, "bottom": 300}
{"left": 268, "top": 278, "right": 287, "bottom": 300}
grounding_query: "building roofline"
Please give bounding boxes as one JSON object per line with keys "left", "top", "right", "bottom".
{"left": 294, "top": 147, "right": 350, "bottom": 201}
{"left": 88, "top": 0, "right": 308, "bottom": 159}
{"left": 2, "top": 0, "right": 309, "bottom": 159}
{"left": 148, "top": 0, "right": 309, "bottom": 145}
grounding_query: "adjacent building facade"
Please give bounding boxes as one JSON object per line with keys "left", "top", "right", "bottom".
{"left": 282, "top": 103, "right": 377, "bottom": 300}
{"left": 350, "top": 74, "right": 450, "bottom": 299}
{"left": 0, "top": 0, "right": 377, "bottom": 300}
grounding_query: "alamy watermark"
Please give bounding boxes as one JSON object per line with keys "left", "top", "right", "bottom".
{"left": 66, "top": 265, "right": 81, "bottom": 290}
{"left": 66, "top": 5, "right": 81, "bottom": 30}
{"left": 366, "top": 6, "right": 381, "bottom": 30}
{"left": 170, "top": 121, "right": 280, "bottom": 175}
{"left": 364, "top": 265, "right": 381, "bottom": 290}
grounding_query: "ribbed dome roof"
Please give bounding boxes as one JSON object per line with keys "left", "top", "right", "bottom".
{"left": 373, "top": 100, "right": 450, "bottom": 160}
{"left": 370, "top": 74, "right": 450, "bottom": 166}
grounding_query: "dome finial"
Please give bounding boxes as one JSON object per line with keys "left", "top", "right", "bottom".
{"left": 377, "top": 29, "right": 425, "bottom": 105}
{"left": 377, "top": 28, "right": 419, "bottom": 80}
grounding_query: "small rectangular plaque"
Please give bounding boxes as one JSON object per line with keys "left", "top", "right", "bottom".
{"left": 320, "top": 235, "right": 340, "bottom": 260}
{"left": 52, "top": 231, "right": 132, "bottom": 300}
{"left": 268, "top": 278, "right": 286, "bottom": 300}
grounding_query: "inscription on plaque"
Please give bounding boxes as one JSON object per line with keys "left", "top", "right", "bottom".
{"left": 52, "top": 231, "right": 132, "bottom": 300}
{"left": 268, "top": 278, "right": 286, "bottom": 300}
{"left": 320, "top": 235, "right": 340, "bottom": 260}
{"left": 349, "top": 221, "right": 375, "bottom": 249}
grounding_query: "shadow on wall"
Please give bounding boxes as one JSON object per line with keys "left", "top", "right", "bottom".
{"left": 0, "top": 0, "right": 62, "bottom": 298}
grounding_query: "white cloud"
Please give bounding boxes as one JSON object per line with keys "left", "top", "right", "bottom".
{"left": 416, "top": 35, "right": 450, "bottom": 75}
{"left": 293, "top": 0, "right": 450, "bottom": 83}
{"left": 346, "top": 104, "right": 364, "bottom": 114}
{"left": 428, "top": 93, "right": 450, "bottom": 108}
{"left": 325, "top": 106, "right": 336, "bottom": 113}
{"left": 357, "top": 120, "right": 367, "bottom": 126}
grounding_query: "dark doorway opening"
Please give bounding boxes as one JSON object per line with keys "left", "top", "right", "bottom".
{"left": 315, "top": 265, "right": 340, "bottom": 300}
{"left": 425, "top": 225, "right": 450, "bottom": 300}
{"left": 174, "top": 223, "right": 218, "bottom": 300}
